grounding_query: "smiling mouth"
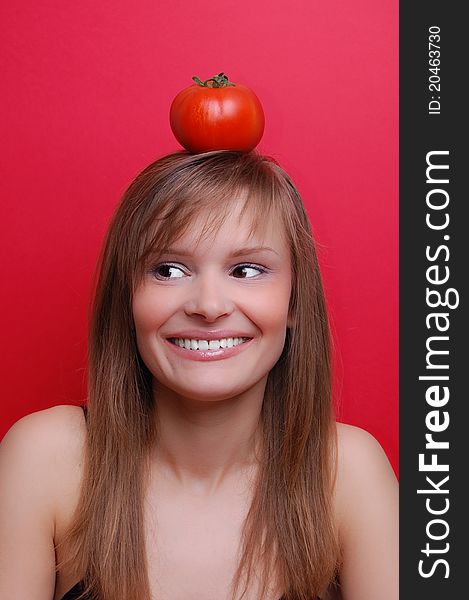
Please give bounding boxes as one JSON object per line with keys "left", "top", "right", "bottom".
{"left": 168, "top": 337, "right": 252, "bottom": 351}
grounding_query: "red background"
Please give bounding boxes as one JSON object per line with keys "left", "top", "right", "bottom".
{"left": 0, "top": 1, "right": 398, "bottom": 474}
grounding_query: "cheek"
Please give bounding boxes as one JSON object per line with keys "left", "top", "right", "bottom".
{"left": 132, "top": 291, "right": 166, "bottom": 373}
{"left": 249, "top": 280, "right": 291, "bottom": 333}
{"left": 271, "top": 273, "right": 292, "bottom": 317}
{"left": 132, "top": 288, "right": 169, "bottom": 335}
{"left": 132, "top": 292, "right": 152, "bottom": 333}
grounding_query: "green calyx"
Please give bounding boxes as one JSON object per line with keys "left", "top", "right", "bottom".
{"left": 192, "top": 72, "right": 236, "bottom": 88}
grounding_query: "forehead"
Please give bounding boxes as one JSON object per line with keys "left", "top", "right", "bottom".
{"left": 173, "top": 198, "right": 288, "bottom": 251}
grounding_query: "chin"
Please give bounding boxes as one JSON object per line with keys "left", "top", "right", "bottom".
{"left": 173, "top": 385, "right": 248, "bottom": 403}
{"left": 154, "top": 373, "right": 263, "bottom": 404}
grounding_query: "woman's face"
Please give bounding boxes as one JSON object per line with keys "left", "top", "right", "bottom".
{"left": 132, "top": 200, "right": 292, "bottom": 403}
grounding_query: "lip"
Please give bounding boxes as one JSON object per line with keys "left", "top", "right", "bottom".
{"left": 164, "top": 330, "right": 254, "bottom": 341}
{"left": 163, "top": 336, "right": 255, "bottom": 362}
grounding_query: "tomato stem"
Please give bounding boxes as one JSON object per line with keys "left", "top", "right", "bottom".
{"left": 192, "top": 72, "right": 236, "bottom": 88}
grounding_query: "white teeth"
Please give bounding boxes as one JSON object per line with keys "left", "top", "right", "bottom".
{"left": 169, "top": 337, "right": 250, "bottom": 351}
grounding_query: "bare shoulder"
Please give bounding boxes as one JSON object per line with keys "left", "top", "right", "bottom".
{"left": 4, "top": 402, "right": 86, "bottom": 431}
{"left": 336, "top": 420, "right": 389, "bottom": 453}
{"left": 0, "top": 405, "right": 86, "bottom": 597}
{"left": 332, "top": 423, "right": 398, "bottom": 600}
{"left": 0, "top": 404, "right": 87, "bottom": 517}
{"left": 1, "top": 404, "right": 86, "bottom": 469}
{"left": 334, "top": 422, "right": 397, "bottom": 523}
{"left": 335, "top": 422, "right": 396, "bottom": 475}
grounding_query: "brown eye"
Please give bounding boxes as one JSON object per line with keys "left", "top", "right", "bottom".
{"left": 231, "top": 264, "right": 265, "bottom": 279}
{"left": 152, "top": 264, "right": 185, "bottom": 280}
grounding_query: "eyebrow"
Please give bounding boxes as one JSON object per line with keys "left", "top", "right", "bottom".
{"left": 158, "top": 245, "right": 280, "bottom": 258}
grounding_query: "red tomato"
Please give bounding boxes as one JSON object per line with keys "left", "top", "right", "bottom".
{"left": 169, "top": 72, "right": 265, "bottom": 153}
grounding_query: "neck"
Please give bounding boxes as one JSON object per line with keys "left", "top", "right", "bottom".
{"left": 150, "top": 379, "right": 266, "bottom": 494}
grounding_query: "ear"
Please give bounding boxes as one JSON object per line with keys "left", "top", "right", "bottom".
{"left": 287, "top": 311, "right": 294, "bottom": 329}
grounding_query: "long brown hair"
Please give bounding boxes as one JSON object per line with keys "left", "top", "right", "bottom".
{"left": 55, "top": 149, "right": 341, "bottom": 600}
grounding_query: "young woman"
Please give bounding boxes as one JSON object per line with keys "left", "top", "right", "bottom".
{"left": 0, "top": 150, "right": 398, "bottom": 600}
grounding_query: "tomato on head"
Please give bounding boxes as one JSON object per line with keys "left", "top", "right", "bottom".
{"left": 169, "top": 72, "right": 265, "bottom": 153}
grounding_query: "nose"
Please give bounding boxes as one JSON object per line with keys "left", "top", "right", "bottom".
{"left": 183, "top": 270, "right": 234, "bottom": 322}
